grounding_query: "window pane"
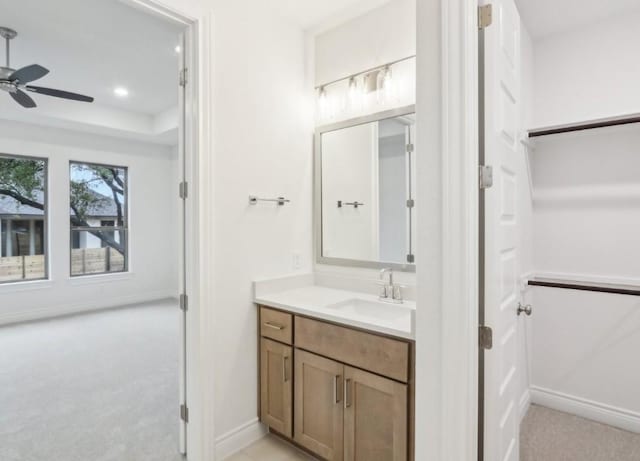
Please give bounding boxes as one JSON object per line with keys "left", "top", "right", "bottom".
{"left": 0, "top": 155, "right": 47, "bottom": 283}
{"left": 71, "top": 229, "right": 127, "bottom": 276}
{"left": 69, "top": 163, "right": 127, "bottom": 228}
{"left": 69, "top": 162, "right": 128, "bottom": 277}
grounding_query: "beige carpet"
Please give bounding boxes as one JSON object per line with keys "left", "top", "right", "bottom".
{"left": 521, "top": 404, "right": 640, "bottom": 461}
{"left": 0, "top": 301, "right": 184, "bottom": 461}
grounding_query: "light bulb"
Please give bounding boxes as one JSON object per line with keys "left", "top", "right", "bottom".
{"left": 348, "top": 77, "right": 361, "bottom": 109}
{"left": 382, "top": 66, "right": 393, "bottom": 89}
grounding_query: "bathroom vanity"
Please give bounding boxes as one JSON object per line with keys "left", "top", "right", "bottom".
{"left": 255, "top": 281, "right": 415, "bottom": 461}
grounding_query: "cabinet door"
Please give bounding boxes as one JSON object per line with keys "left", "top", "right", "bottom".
{"left": 344, "top": 366, "right": 408, "bottom": 461}
{"left": 260, "top": 338, "right": 293, "bottom": 437}
{"left": 294, "top": 350, "right": 344, "bottom": 460}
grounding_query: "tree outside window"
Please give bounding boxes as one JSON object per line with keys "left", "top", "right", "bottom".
{"left": 70, "top": 162, "right": 128, "bottom": 276}
{"left": 0, "top": 154, "right": 48, "bottom": 283}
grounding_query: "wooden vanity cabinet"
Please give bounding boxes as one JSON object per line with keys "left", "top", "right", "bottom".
{"left": 295, "top": 350, "right": 344, "bottom": 460}
{"left": 260, "top": 338, "right": 293, "bottom": 437}
{"left": 344, "top": 366, "right": 407, "bottom": 461}
{"left": 258, "top": 305, "right": 413, "bottom": 461}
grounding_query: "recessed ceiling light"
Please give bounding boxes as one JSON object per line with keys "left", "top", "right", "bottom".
{"left": 174, "top": 45, "right": 181, "bottom": 53}
{"left": 114, "top": 87, "right": 129, "bottom": 98}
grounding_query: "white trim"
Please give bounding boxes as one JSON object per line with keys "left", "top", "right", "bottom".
{"left": 0, "top": 279, "right": 54, "bottom": 294}
{"left": 67, "top": 271, "right": 136, "bottom": 286}
{"left": 415, "top": 0, "right": 479, "bottom": 459}
{"left": 0, "top": 289, "right": 174, "bottom": 326}
{"left": 519, "top": 390, "right": 531, "bottom": 422}
{"left": 530, "top": 386, "right": 640, "bottom": 434}
{"left": 214, "top": 419, "right": 268, "bottom": 460}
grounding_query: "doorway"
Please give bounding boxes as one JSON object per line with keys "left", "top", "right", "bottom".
{"left": 0, "top": 0, "right": 196, "bottom": 458}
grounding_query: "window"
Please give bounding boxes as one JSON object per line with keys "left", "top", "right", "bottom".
{"left": 0, "top": 154, "right": 48, "bottom": 283}
{"left": 69, "top": 162, "right": 128, "bottom": 276}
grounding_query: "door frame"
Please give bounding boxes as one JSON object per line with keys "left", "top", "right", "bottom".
{"left": 115, "top": 1, "right": 215, "bottom": 460}
{"left": 415, "top": 0, "right": 480, "bottom": 459}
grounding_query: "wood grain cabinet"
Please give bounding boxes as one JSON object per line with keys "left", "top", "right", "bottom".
{"left": 344, "top": 366, "right": 407, "bottom": 461}
{"left": 260, "top": 338, "right": 293, "bottom": 437}
{"left": 258, "top": 305, "right": 413, "bottom": 461}
{"left": 294, "top": 350, "right": 344, "bottom": 460}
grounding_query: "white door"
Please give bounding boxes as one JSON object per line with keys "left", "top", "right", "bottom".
{"left": 177, "top": 31, "right": 188, "bottom": 456}
{"left": 483, "top": 0, "right": 522, "bottom": 460}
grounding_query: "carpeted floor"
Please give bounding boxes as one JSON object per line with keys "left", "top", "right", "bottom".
{"left": 521, "top": 404, "right": 640, "bottom": 461}
{"left": 0, "top": 300, "right": 184, "bottom": 461}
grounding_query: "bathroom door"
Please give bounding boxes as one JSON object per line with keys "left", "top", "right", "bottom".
{"left": 481, "top": 0, "right": 522, "bottom": 460}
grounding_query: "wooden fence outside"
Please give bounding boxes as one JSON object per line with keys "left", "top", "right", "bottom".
{"left": 0, "top": 248, "right": 125, "bottom": 281}
{"left": 0, "top": 255, "right": 46, "bottom": 282}
{"left": 71, "top": 248, "right": 125, "bottom": 276}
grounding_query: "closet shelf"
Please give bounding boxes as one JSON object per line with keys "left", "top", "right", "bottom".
{"left": 528, "top": 112, "right": 640, "bottom": 138}
{"left": 528, "top": 278, "right": 640, "bottom": 297}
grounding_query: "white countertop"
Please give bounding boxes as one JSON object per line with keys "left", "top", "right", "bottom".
{"left": 255, "top": 284, "right": 415, "bottom": 340}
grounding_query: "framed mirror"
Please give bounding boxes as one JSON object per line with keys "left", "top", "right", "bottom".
{"left": 315, "top": 105, "right": 416, "bottom": 271}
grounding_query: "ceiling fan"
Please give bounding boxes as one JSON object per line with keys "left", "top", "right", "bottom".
{"left": 0, "top": 27, "right": 94, "bottom": 108}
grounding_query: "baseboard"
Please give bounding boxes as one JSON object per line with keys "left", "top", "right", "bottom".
{"left": 530, "top": 386, "right": 640, "bottom": 433}
{"left": 0, "top": 289, "right": 175, "bottom": 326}
{"left": 215, "top": 418, "right": 267, "bottom": 460}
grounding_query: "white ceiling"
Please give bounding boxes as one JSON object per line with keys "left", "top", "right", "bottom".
{"left": 0, "top": 0, "right": 183, "bottom": 116}
{"left": 516, "top": 0, "right": 640, "bottom": 39}
{"left": 268, "top": 0, "right": 394, "bottom": 30}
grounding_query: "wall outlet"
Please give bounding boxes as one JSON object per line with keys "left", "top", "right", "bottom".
{"left": 292, "top": 253, "right": 301, "bottom": 271}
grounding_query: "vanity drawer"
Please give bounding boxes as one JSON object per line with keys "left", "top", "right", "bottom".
{"left": 295, "top": 316, "right": 409, "bottom": 382}
{"left": 260, "top": 306, "right": 293, "bottom": 344}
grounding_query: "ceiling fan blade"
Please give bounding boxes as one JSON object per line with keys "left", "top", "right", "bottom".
{"left": 10, "top": 89, "right": 37, "bottom": 108}
{"left": 26, "top": 85, "right": 94, "bottom": 103}
{"left": 9, "top": 64, "right": 50, "bottom": 84}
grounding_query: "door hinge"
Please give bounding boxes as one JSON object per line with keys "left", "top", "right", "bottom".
{"left": 406, "top": 199, "right": 415, "bottom": 208}
{"left": 179, "top": 293, "right": 189, "bottom": 311}
{"left": 478, "top": 4, "right": 493, "bottom": 29}
{"left": 406, "top": 143, "right": 414, "bottom": 153}
{"left": 479, "top": 165, "right": 493, "bottom": 189}
{"left": 179, "top": 68, "right": 188, "bottom": 87}
{"left": 180, "top": 404, "right": 189, "bottom": 423}
{"left": 479, "top": 326, "right": 493, "bottom": 350}
{"left": 406, "top": 253, "right": 415, "bottom": 263}
{"left": 179, "top": 181, "right": 189, "bottom": 199}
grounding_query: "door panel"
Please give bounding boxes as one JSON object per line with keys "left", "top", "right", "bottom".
{"left": 260, "top": 338, "right": 293, "bottom": 437}
{"left": 344, "top": 366, "right": 407, "bottom": 461}
{"left": 483, "top": 0, "right": 522, "bottom": 460}
{"left": 294, "top": 350, "right": 344, "bottom": 460}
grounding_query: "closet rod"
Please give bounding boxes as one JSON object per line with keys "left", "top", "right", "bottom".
{"left": 528, "top": 114, "right": 640, "bottom": 138}
{"left": 528, "top": 279, "right": 640, "bottom": 297}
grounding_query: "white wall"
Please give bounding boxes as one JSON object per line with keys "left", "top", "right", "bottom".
{"left": 527, "top": 9, "right": 640, "bottom": 430}
{"left": 208, "top": 0, "right": 313, "bottom": 442}
{"left": 0, "top": 120, "right": 179, "bottom": 325}
{"left": 315, "top": 0, "right": 416, "bottom": 86}
{"left": 533, "top": 10, "right": 640, "bottom": 127}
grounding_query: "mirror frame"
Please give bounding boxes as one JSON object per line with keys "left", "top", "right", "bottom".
{"left": 314, "top": 105, "right": 417, "bottom": 272}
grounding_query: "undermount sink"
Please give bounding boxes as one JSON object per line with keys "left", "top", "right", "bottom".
{"left": 326, "top": 298, "right": 412, "bottom": 322}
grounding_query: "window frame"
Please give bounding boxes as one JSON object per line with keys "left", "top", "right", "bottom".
{"left": 68, "top": 160, "right": 129, "bottom": 277}
{"left": 0, "top": 153, "right": 49, "bottom": 285}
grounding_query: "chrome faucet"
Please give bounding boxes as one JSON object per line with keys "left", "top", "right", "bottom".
{"left": 379, "top": 268, "right": 403, "bottom": 303}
